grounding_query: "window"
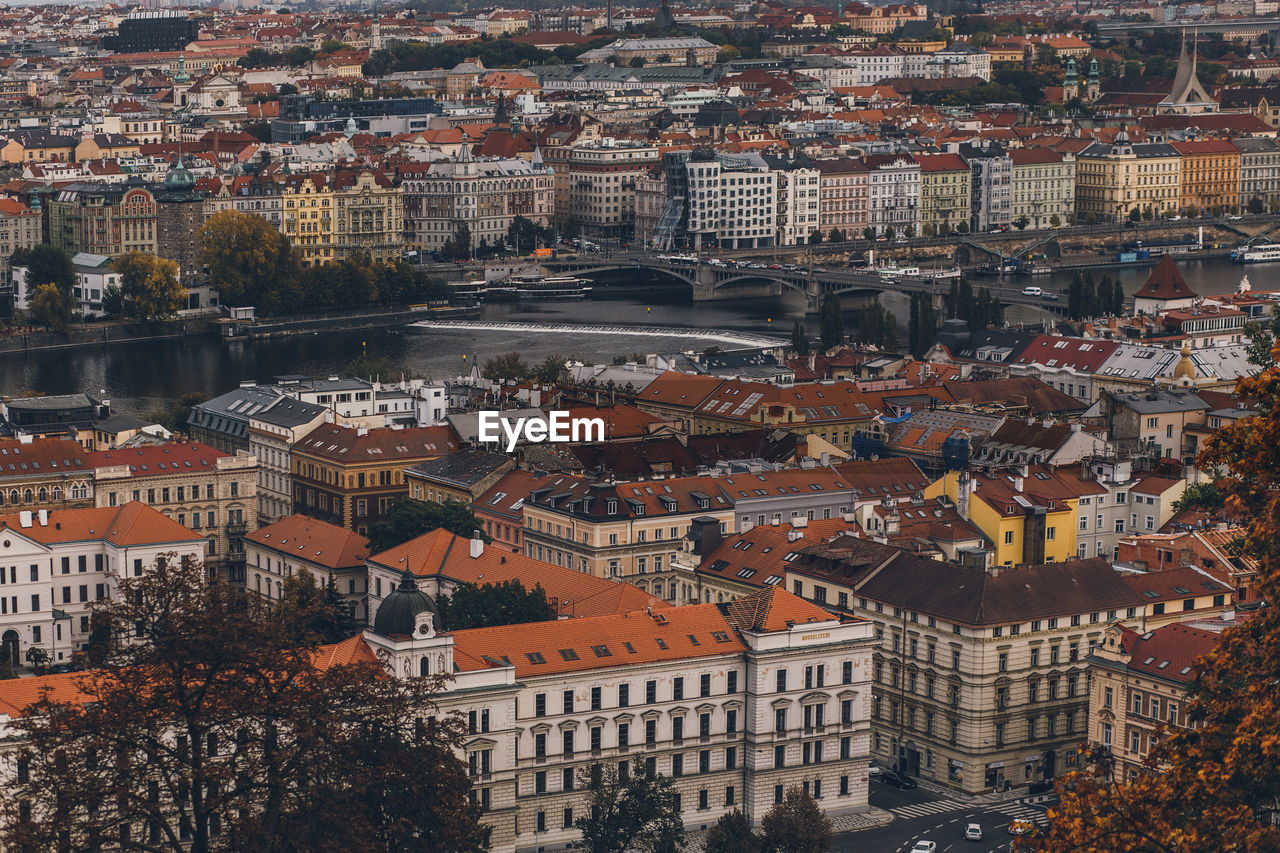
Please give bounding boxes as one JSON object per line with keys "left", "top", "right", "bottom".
{"left": 673, "top": 677, "right": 684, "bottom": 701}
{"left": 776, "top": 669, "right": 787, "bottom": 692}
{"left": 535, "top": 694, "right": 546, "bottom": 717}
{"left": 563, "top": 690, "right": 574, "bottom": 714}
{"left": 591, "top": 687, "right": 602, "bottom": 711}
{"left": 775, "top": 708, "right": 787, "bottom": 733}
{"left": 700, "top": 673, "right": 711, "bottom": 697}
{"left": 646, "top": 680, "right": 657, "bottom": 703}
{"left": 727, "top": 670, "right": 738, "bottom": 694}
{"left": 619, "top": 683, "right": 630, "bottom": 707}
{"left": 774, "top": 745, "right": 786, "bottom": 768}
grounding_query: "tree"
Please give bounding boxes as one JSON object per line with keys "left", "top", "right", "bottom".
{"left": 576, "top": 757, "right": 684, "bottom": 853}
{"left": 199, "top": 210, "right": 295, "bottom": 307}
{"left": 1246, "top": 304, "right": 1280, "bottom": 369}
{"left": 704, "top": 810, "right": 763, "bottom": 853}
{"left": 791, "top": 319, "right": 809, "bottom": 355}
{"left": 22, "top": 645, "right": 49, "bottom": 672}
{"left": 482, "top": 351, "right": 530, "bottom": 381}
{"left": 1129, "top": 206, "right": 1142, "bottom": 222}
{"left": 819, "top": 293, "right": 844, "bottom": 350}
{"left": 274, "top": 568, "right": 359, "bottom": 644}
{"left": 367, "top": 498, "right": 487, "bottom": 554}
{"left": 863, "top": 227, "right": 876, "bottom": 241}
{"left": 101, "top": 283, "right": 124, "bottom": 318}
{"left": 1014, "top": 216, "right": 1030, "bottom": 230}
{"left": 1025, "top": 354, "right": 1280, "bottom": 853}
{"left": 1249, "top": 195, "right": 1265, "bottom": 215}
{"left": 437, "top": 579, "right": 557, "bottom": 630}
{"left": 284, "top": 45, "right": 314, "bottom": 66}
{"left": 27, "top": 282, "right": 74, "bottom": 333}
{"left": 22, "top": 243, "right": 75, "bottom": 297}
{"left": 441, "top": 222, "right": 472, "bottom": 261}
{"left": 808, "top": 229, "right": 822, "bottom": 245}
{"left": 145, "top": 391, "right": 208, "bottom": 437}
{"left": 629, "top": 55, "right": 646, "bottom": 67}
{"left": 1172, "top": 481, "right": 1225, "bottom": 513}
{"left": 908, "top": 291, "right": 938, "bottom": 358}
{"left": 1049, "top": 213, "right": 1061, "bottom": 227}
{"left": 239, "top": 47, "right": 278, "bottom": 68}
{"left": 507, "top": 215, "right": 552, "bottom": 254}
{"left": 761, "top": 787, "right": 832, "bottom": 853}
{"left": 533, "top": 353, "right": 566, "bottom": 384}
{"left": 0, "top": 555, "right": 488, "bottom": 853}
{"left": 829, "top": 228, "right": 844, "bottom": 243}
{"left": 112, "top": 251, "right": 186, "bottom": 321}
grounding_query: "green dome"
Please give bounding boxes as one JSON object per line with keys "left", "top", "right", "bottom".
{"left": 164, "top": 160, "right": 196, "bottom": 191}
{"left": 372, "top": 569, "right": 438, "bottom": 637}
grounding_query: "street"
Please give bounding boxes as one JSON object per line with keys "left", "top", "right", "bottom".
{"left": 832, "top": 784, "right": 1056, "bottom": 853}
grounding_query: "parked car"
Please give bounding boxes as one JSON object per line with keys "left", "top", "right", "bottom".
{"left": 911, "top": 842, "right": 937, "bottom": 853}
{"left": 965, "top": 823, "right": 983, "bottom": 841}
{"left": 879, "top": 770, "right": 919, "bottom": 790}
{"left": 868, "top": 764, "right": 883, "bottom": 777}
{"left": 1028, "top": 779, "right": 1055, "bottom": 795}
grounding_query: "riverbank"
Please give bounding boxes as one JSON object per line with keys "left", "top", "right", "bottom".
{"left": 0, "top": 304, "right": 480, "bottom": 360}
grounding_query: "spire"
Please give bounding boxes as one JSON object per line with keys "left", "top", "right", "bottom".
{"left": 1064, "top": 56, "right": 1078, "bottom": 85}
{"left": 531, "top": 145, "right": 544, "bottom": 168}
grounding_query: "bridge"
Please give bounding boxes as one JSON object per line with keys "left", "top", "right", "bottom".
{"left": 541, "top": 255, "right": 1068, "bottom": 313}
{"left": 1094, "top": 17, "right": 1280, "bottom": 40}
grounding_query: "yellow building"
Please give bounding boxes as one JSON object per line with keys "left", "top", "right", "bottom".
{"left": 1171, "top": 139, "right": 1241, "bottom": 215}
{"left": 1075, "top": 135, "right": 1181, "bottom": 222}
{"left": 925, "top": 467, "right": 1078, "bottom": 567}
{"left": 280, "top": 173, "right": 334, "bottom": 267}
{"left": 916, "top": 152, "right": 972, "bottom": 236}
{"left": 332, "top": 169, "right": 405, "bottom": 264}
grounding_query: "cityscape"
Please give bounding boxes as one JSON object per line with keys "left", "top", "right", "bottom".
{"left": 0, "top": 0, "right": 1275, "bottom": 851}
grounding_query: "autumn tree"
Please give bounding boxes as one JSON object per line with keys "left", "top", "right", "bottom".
{"left": 1023, "top": 346, "right": 1280, "bottom": 852}
{"left": 26, "top": 282, "right": 74, "bottom": 333}
{"left": 575, "top": 757, "right": 684, "bottom": 853}
{"left": 760, "top": 787, "right": 832, "bottom": 853}
{"left": 437, "top": 579, "right": 557, "bottom": 630}
{"left": 482, "top": 351, "right": 530, "bottom": 381}
{"left": 19, "top": 243, "right": 77, "bottom": 331}
{"left": 199, "top": 210, "right": 297, "bottom": 307}
{"left": 274, "top": 567, "right": 360, "bottom": 643}
{"left": 112, "top": 251, "right": 186, "bottom": 321}
{"left": 366, "top": 498, "right": 487, "bottom": 554}
{"left": 0, "top": 555, "right": 488, "bottom": 853}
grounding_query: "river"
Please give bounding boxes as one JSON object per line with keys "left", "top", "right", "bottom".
{"left": 0, "top": 255, "right": 1268, "bottom": 417}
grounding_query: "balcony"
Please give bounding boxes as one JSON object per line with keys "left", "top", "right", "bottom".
{"left": 227, "top": 521, "right": 248, "bottom": 536}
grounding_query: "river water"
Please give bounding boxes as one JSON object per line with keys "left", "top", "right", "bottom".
{"left": 0, "top": 256, "right": 1267, "bottom": 417}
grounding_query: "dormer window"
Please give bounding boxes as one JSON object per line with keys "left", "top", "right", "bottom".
{"left": 606, "top": 499, "right": 618, "bottom": 515}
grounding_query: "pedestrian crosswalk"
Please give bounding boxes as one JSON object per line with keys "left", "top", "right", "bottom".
{"left": 889, "top": 797, "right": 1051, "bottom": 826}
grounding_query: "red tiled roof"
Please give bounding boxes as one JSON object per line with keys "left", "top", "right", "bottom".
{"left": 1114, "top": 621, "right": 1218, "bottom": 683}
{"left": 294, "top": 424, "right": 457, "bottom": 462}
{"left": 1135, "top": 255, "right": 1197, "bottom": 301}
{"left": 0, "top": 502, "right": 201, "bottom": 548}
{"left": 246, "top": 514, "right": 369, "bottom": 570}
{"left": 89, "top": 442, "right": 228, "bottom": 477}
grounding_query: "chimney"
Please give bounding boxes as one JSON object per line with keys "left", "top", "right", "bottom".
{"left": 18, "top": 511, "right": 31, "bottom": 529}
{"left": 357, "top": 428, "right": 369, "bottom": 437}
{"left": 37, "top": 509, "right": 47, "bottom": 526}
{"left": 956, "top": 471, "right": 971, "bottom": 520}
{"left": 469, "top": 536, "right": 484, "bottom": 558}
{"left": 1013, "top": 475, "right": 1024, "bottom": 493}
{"left": 688, "top": 516, "right": 723, "bottom": 556}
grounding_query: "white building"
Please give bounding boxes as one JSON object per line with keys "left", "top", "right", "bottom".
{"left": 0, "top": 503, "right": 204, "bottom": 667}
{"left": 773, "top": 158, "right": 822, "bottom": 246}
{"left": 865, "top": 153, "right": 921, "bottom": 237}
{"left": 685, "top": 151, "right": 779, "bottom": 249}
{"left": 903, "top": 46, "right": 992, "bottom": 82}
{"left": 363, "top": 581, "right": 878, "bottom": 852}
{"left": 13, "top": 252, "right": 121, "bottom": 318}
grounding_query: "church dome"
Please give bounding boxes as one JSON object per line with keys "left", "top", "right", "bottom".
{"left": 372, "top": 569, "right": 438, "bottom": 637}
{"left": 163, "top": 160, "right": 196, "bottom": 192}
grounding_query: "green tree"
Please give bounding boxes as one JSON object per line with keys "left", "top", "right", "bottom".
{"left": 21, "top": 243, "right": 76, "bottom": 297}
{"left": 145, "top": 391, "right": 208, "bottom": 437}
{"left": 482, "top": 351, "right": 530, "bottom": 381}
{"left": 199, "top": 210, "right": 296, "bottom": 307}
{"left": 829, "top": 228, "right": 844, "bottom": 243}
{"left": 274, "top": 568, "right": 360, "bottom": 644}
{"left": 507, "top": 215, "right": 551, "bottom": 254}
{"left": 101, "top": 283, "right": 124, "bottom": 318}
{"left": 791, "top": 319, "right": 809, "bottom": 355}
{"left": 819, "top": 293, "right": 844, "bottom": 350}
{"left": 576, "top": 757, "right": 684, "bottom": 853}
{"left": 808, "top": 229, "right": 822, "bottom": 245}
{"left": 1248, "top": 196, "right": 1265, "bottom": 215}
{"left": 908, "top": 292, "right": 938, "bottom": 358}
{"left": 0, "top": 555, "right": 488, "bottom": 853}
{"left": 1246, "top": 304, "right": 1280, "bottom": 369}
{"left": 284, "top": 45, "right": 314, "bottom": 66}
{"left": 1173, "top": 481, "right": 1225, "bottom": 513}
{"left": 441, "top": 222, "right": 472, "bottom": 261}
{"left": 533, "top": 353, "right": 566, "bottom": 384}
{"left": 761, "top": 787, "right": 832, "bottom": 853}
{"left": 239, "top": 47, "right": 278, "bottom": 68}
{"left": 629, "top": 55, "right": 646, "bottom": 67}
{"left": 863, "top": 227, "right": 875, "bottom": 241}
{"left": 437, "top": 580, "right": 557, "bottom": 630}
{"left": 705, "top": 810, "right": 763, "bottom": 853}
{"left": 22, "top": 645, "right": 49, "bottom": 672}
{"left": 112, "top": 251, "right": 186, "bottom": 321}
{"left": 367, "top": 498, "right": 487, "bottom": 554}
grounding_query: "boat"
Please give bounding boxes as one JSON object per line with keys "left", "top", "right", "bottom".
{"left": 875, "top": 260, "right": 920, "bottom": 282}
{"left": 509, "top": 272, "right": 592, "bottom": 300}
{"left": 1231, "top": 243, "right": 1280, "bottom": 264}
{"left": 899, "top": 265, "right": 962, "bottom": 282}
{"left": 972, "top": 261, "right": 1019, "bottom": 277}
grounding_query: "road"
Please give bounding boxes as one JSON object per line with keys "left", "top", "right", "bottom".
{"left": 835, "top": 784, "right": 1056, "bottom": 853}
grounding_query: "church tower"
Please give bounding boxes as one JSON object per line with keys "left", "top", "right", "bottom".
{"left": 1063, "top": 56, "right": 1079, "bottom": 101}
{"left": 1085, "top": 56, "right": 1101, "bottom": 102}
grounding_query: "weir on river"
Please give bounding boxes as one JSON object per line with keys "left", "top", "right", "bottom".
{"left": 413, "top": 320, "right": 788, "bottom": 349}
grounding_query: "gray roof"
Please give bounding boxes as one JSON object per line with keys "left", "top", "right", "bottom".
{"left": 251, "top": 396, "right": 327, "bottom": 428}
{"left": 6, "top": 394, "right": 95, "bottom": 411}
{"left": 93, "top": 413, "right": 153, "bottom": 433}
{"left": 187, "top": 386, "right": 284, "bottom": 439}
{"left": 1112, "top": 389, "right": 1209, "bottom": 414}
{"left": 406, "top": 449, "right": 513, "bottom": 489}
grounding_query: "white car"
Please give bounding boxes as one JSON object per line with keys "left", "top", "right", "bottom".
{"left": 965, "top": 823, "right": 984, "bottom": 841}
{"left": 912, "top": 842, "right": 937, "bottom": 852}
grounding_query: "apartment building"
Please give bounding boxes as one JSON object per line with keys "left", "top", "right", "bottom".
{"left": 0, "top": 503, "right": 204, "bottom": 667}
{"left": 916, "top": 153, "right": 970, "bottom": 236}
{"left": 577, "top": 37, "right": 719, "bottom": 67}
{"left": 926, "top": 466, "right": 1081, "bottom": 568}
{"left": 244, "top": 514, "right": 371, "bottom": 621}
{"left": 404, "top": 449, "right": 516, "bottom": 506}
{"left": 399, "top": 152, "right": 554, "bottom": 252}
{"left": 521, "top": 477, "right": 735, "bottom": 585}
{"left": 48, "top": 182, "right": 158, "bottom": 256}
{"left": 291, "top": 424, "right": 458, "bottom": 534}
{"left": 1075, "top": 137, "right": 1180, "bottom": 222}
{"left": 545, "top": 140, "right": 660, "bottom": 238}
{"left": 816, "top": 157, "right": 870, "bottom": 240}
{"left": 1086, "top": 621, "right": 1217, "bottom": 782}
{"left": 1101, "top": 388, "right": 1208, "bottom": 462}
{"left": 331, "top": 168, "right": 404, "bottom": 264}
{"left": 961, "top": 142, "right": 1012, "bottom": 232}
{"left": 772, "top": 158, "right": 822, "bottom": 246}
{"left": 279, "top": 172, "right": 333, "bottom": 267}
{"left": 0, "top": 437, "right": 95, "bottom": 514}
{"left": 1070, "top": 458, "right": 1183, "bottom": 562}
{"left": 684, "top": 150, "right": 778, "bottom": 250}
{"left": 246, "top": 397, "right": 329, "bottom": 526}
{"left": 91, "top": 443, "right": 259, "bottom": 583}
{"left": 362, "top": 583, "right": 878, "bottom": 851}
{"left": 0, "top": 198, "right": 41, "bottom": 287}
{"left": 865, "top": 153, "right": 920, "bottom": 237}
{"left": 784, "top": 539, "right": 1145, "bottom": 793}
{"left": 1009, "top": 148, "right": 1075, "bottom": 229}
{"left": 1171, "top": 140, "right": 1240, "bottom": 215}
{"left": 1234, "top": 137, "right": 1280, "bottom": 211}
